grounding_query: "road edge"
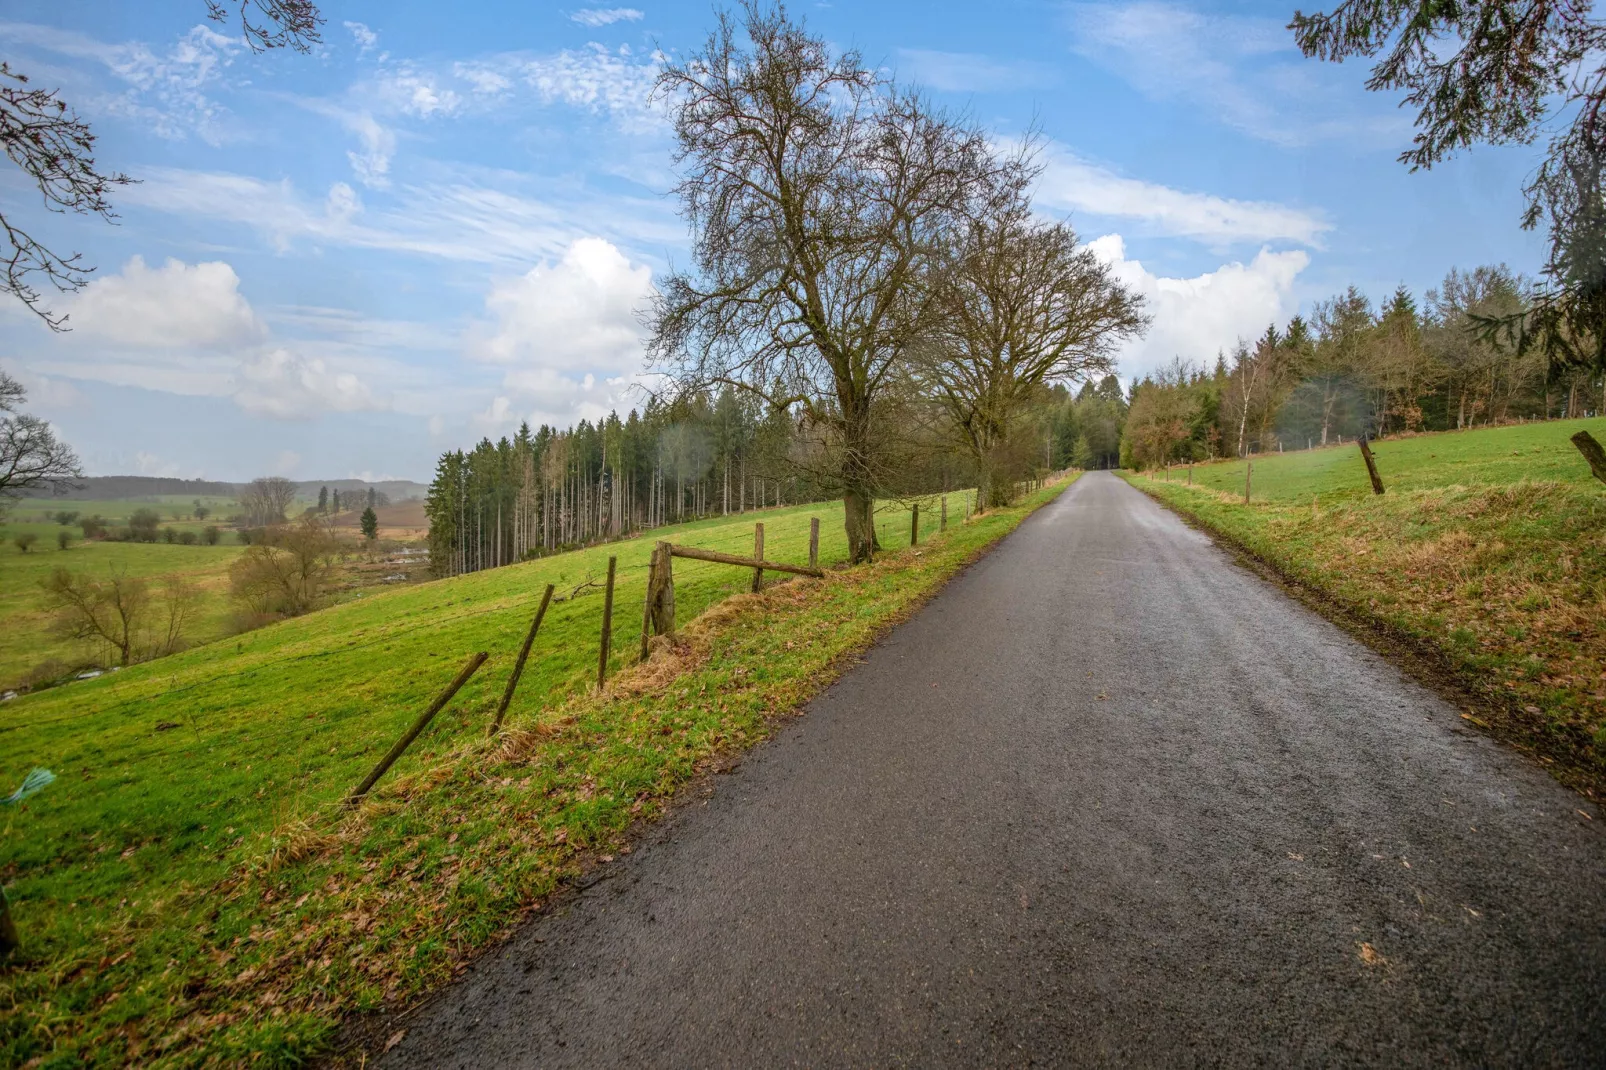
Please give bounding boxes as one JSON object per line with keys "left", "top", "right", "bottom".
{"left": 1124, "top": 473, "right": 1604, "bottom": 804}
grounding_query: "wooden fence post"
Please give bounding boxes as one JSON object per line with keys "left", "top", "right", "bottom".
{"left": 940, "top": 495, "right": 948, "bottom": 532}
{"left": 646, "top": 540, "right": 676, "bottom": 639}
{"left": 751, "top": 523, "right": 765, "bottom": 592}
{"left": 639, "top": 543, "right": 657, "bottom": 662}
{"left": 1358, "top": 437, "right": 1386, "bottom": 495}
{"left": 910, "top": 503, "right": 920, "bottom": 546}
{"left": 1187, "top": 464, "right": 1192, "bottom": 485}
{"left": 1573, "top": 430, "right": 1606, "bottom": 485}
{"left": 349, "top": 652, "right": 488, "bottom": 804}
{"left": 490, "top": 584, "right": 555, "bottom": 735}
{"left": 596, "top": 555, "right": 616, "bottom": 690}
{"left": 808, "top": 517, "right": 819, "bottom": 568}
{"left": 1244, "top": 460, "right": 1253, "bottom": 504}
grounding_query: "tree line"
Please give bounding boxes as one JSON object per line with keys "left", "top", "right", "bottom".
{"left": 1121, "top": 265, "right": 1605, "bottom": 469}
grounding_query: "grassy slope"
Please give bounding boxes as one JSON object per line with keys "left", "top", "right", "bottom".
{"left": 1128, "top": 417, "right": 1606, "bottom": 795}
{"left": 0, "top": 484, "right": 1033, "bottom": 1068}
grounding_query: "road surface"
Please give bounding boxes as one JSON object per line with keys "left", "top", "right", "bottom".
{"left": 384, "top": 471, "right": 1606, "bottom": 1067}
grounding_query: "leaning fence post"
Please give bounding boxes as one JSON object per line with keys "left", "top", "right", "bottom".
{"left": 596, "top": 555, "right": 616, "bottom": 690}
{"left": 910, "top": 503, "right": 920, "bottom": 546}
{"left": 350, "top": 652, "right": 488, "bottom": 804}
{"left": 751, "top": 523, "right": 765, "bottom": 592}
{"left": 490, "top": 584, "right": 555, "bottom": 735}
{"left": 808, "top": 517, "right": 819, "bottom": 568}
{"left": 1358, "top": 436, "right": 1386, "bottom": 495}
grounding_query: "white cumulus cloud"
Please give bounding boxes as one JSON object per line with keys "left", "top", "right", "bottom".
{"left": 1087, "top": 234, "right": 1310, "bottom": 379}
{"left": 470, "top": 237, "right": 653, "bottom": 373}
{"left": 233, "top": 348, "right": 383, "bottom": 420}
{"left": 66, "top": 256, "right": 265, "bottom": 347}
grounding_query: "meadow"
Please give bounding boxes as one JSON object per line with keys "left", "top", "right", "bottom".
{"left": 1130, "top": 417, "right": 1606, "bottom": 795}
{"left": 0, "top": 486, "right": 1011, "bottom": 1067}
{"left": 0, "top": 497, "right": 435, "bottom": 691}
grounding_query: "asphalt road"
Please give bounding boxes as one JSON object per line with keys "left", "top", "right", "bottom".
{"left": 384, "top": 471, "right": 1606, "bottom": 1067}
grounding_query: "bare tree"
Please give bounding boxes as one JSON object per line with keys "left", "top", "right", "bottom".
{"left": 1, "top": 2, "right": 321, "bottom": 327}
{"left": 229, "top": 514, "right": 340, "bottom": 616}
{"left": 0, "top": 368, "right": 81, "bottom": 513}
{"left": 649, "top": 3, "right": 1026, "bottom": 563}
{"left": 917, "top": 207, "right": 1145, "bottom": 506}
{"left": 237, "top": 476, "right": 297, "bottom": 527}
{"left": 41, "top": 568, "right": 149, "bottom": 667}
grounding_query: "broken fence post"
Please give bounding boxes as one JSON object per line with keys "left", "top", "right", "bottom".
{"left": 489, "top": 584, "right": 555, "bottom": 736}
{"left": 910, "top": 503, "right": 919, "bottom": 546}
{"left": 350, "top": 651, "right": 488, "bottom": 804}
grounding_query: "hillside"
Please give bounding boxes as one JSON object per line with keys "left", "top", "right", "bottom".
{"left": 0, "top": 484, "right": 1045, "bottom": 1067}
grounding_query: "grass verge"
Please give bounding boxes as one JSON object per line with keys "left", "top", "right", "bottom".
{"left": 1126, "top": 432, "right": 1605, "bottom": 797}
{"left": 1, "top": 480, "right": 1062, "bottom": 1067}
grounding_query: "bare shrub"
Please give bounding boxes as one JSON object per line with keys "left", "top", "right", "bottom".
{"left": 229, "top": 514, "right": 341, "bottom": 617}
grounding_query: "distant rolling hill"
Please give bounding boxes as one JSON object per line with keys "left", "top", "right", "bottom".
{"left": 17, "top": 475, "right": 429, "bottom": 502}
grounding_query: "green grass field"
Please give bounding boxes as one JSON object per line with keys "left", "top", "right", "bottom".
{"left": 1129, "top": 417, "right": 1606, "bottom": 796}
{"left": 0, "top": 539, "right": 246, "bottom": 690}
{"left": 0, "top": 486, "right": 1011, "bottom": 1067}
{"left": 1152, "top": 416, "right": 1606, "bottom": 501}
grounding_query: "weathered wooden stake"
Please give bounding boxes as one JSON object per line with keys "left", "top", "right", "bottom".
{"left": 910, "top": 503, "right": 920, "bottom": 546}
{"left": 639, "top": 543, "right": 657, "bottom": 662}
{"left": 1358, "top": 436, "right": 1386, "bottom": 495}
{"left": 596, "top": 555, "right": 616, "bottom": 690}
{"left": 490, "top": 583, "right": 555, "bottom": 735}
{"left": 1187, "top": 464, "right": 1193, "bottom": 485}
{"left": 808, "top": 517, "right": 820, "bottom": 568}
{"left": 1244, "top": 460, "right": 1253, "bottom": 504}
{"left": 350, "top": 651, "right": 488, "bottom": 804}
{"left": 751, "top": 522, "right": 765, "bottom": 592}
{"left": 646, "top": 540, "right": 676, "bottom": 638}
{"left": 1571, "top": 430, "right": 1606, "bottom": 485}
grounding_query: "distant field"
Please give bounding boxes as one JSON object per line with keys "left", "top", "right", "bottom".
{"left": 0, "top": 486, "right": 994, "bottom": 1066}
{"left": 1130, "top": 416, "right": 1606, "bottom": 795}
{"left": 0, "top": 496, "right": 435, "bottom": 690}
{"left": 0, "top": 539, "right": 245, "bottom": 689}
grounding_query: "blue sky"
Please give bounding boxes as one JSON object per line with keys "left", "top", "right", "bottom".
{"left": 0, "top": 0, "right": 1550, "bottom": 481}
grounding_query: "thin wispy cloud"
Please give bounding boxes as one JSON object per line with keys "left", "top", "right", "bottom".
{"left": 0, "top": 20, "right": 242, "bottom": 143}
{"left": 896, "top": 49, "right": 1057, "bottom": 93}
{"left": 1064, "top": 1, "right": 1406, "bottom": 147}
{"left": 1035, "top": 147, "right": 1330, "bottom": 247}
{"left": 571, "top": 8, "right": 646, "bottom": 27}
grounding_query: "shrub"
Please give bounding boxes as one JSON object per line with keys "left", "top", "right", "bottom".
{"left": 78, "top": 515, "right": 106, "bottom": 539}
{"left": 53, "top": 510, "right": 79, "bottom": 526}
{"left": 129, "top": 508, "right": 161, "bottom": 542}
{"left": 161, "top": 527, "right": 178, "bottom": 544}
{"left": 203, "top": 525, "right": 220, "bottom": 546}
{"left": 57, "top": 530, "right": 71, "bottom": 551}
{"left": 14, "top": 532, "right": 38, "bottom": 553}
{"left": 178, "top": 531, "right": 198, "bottom": 546}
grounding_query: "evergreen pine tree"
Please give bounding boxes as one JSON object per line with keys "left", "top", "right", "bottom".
{"left": 360, "top": 506, "right": 378, "bottom": 541}
{"left": 317, "top": 485, "right": 328, "bottom": 513}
